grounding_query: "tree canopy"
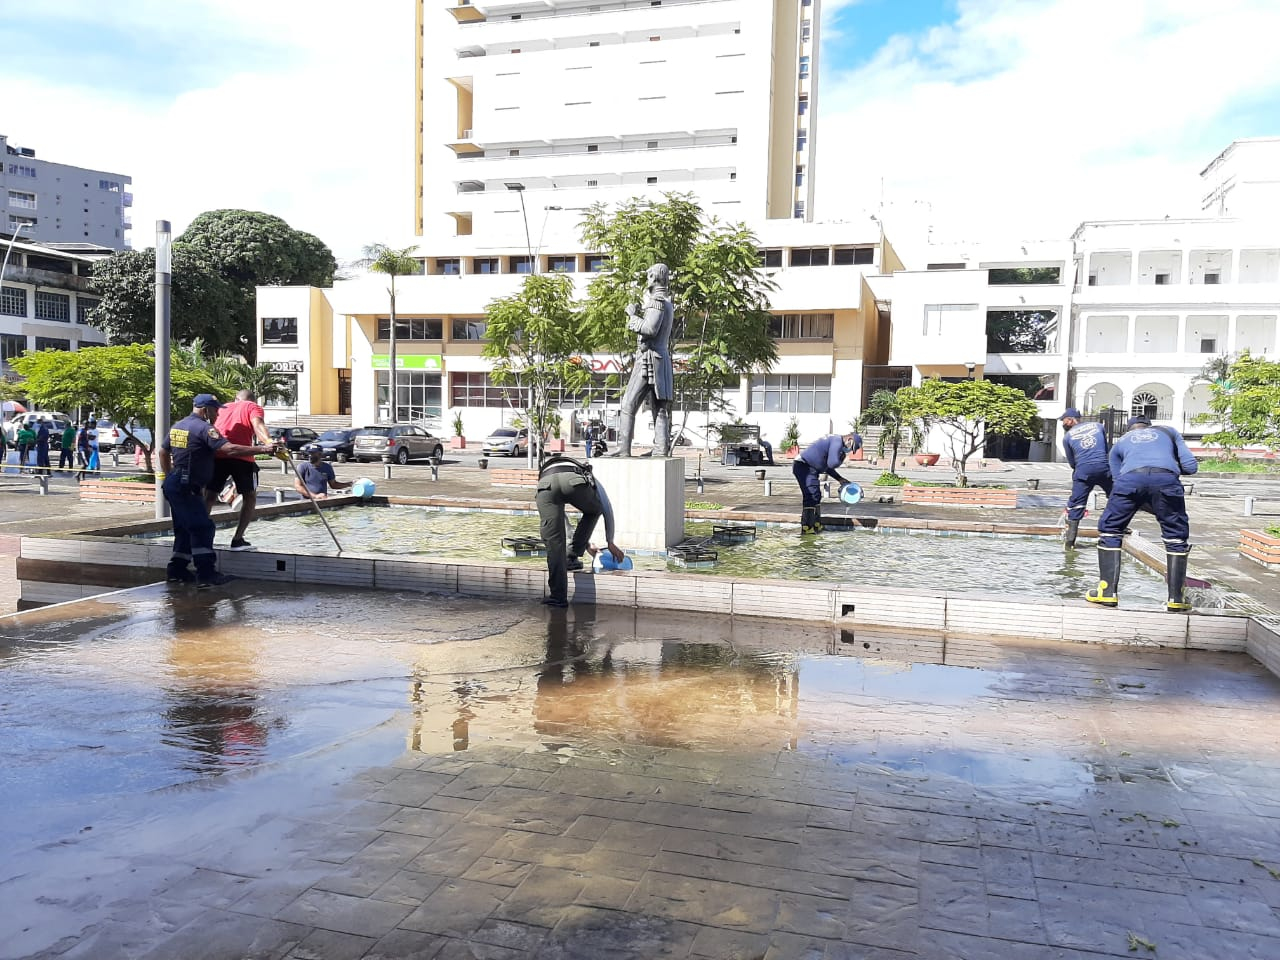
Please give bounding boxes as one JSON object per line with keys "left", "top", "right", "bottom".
{"left": 1200, "top": 351, "right": 1280, "bottom": 453}
{"left": 90, "top": 210, "right": 336, "bottom": 360}
{"left": 904, "top": 378, "right": 1039, "bottom": 486}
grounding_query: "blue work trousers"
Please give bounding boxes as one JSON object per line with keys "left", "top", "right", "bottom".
{"left": 1097, "top": 471, "right": 1189, "bottom": 553}
{"left": 163, "top": 477, "right": 217, "bottom": 576}
{"left": 1066, "top": 468, "right": 1113, "bottom": 522}
{"left": 793, "top": 460, "right": 823, "bottom": 507}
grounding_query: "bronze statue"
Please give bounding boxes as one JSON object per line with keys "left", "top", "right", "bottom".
{"left": 614, "top": 263, "right": 674, "bottom": 457}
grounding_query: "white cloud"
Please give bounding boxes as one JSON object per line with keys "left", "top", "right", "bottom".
{"left": 815, "top": 0, "right": 1280, "bottom": 243}
{"left": 1, "top": 1, "right": 414, "bottom": 261}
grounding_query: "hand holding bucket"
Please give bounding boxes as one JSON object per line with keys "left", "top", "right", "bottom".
{"left": 839, "top": 482, "right": 863, "bottom": 505}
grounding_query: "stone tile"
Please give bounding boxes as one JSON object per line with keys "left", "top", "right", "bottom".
{"left": 1145, "top": 920, "right": 1280, "bottom": 960}
{"left": 574, "top": 875, "right": 636, "bottom": 911}
{"left": 432, "top": 937, "right": 526, "bottom": 959}
{"left": 663, "top": 826, "right": 800, "bottom": 870}
{"left": 226, "top": 867, "right": 333, "bottom": 920}
{"left": 493, "top": 865, "right": 587, "bottom": 928}
{"left": 985, "top": 894, "right": 1046, "bottom": 944}
{"left": 978, "top": 846, "right": 1035, "bottom": 899}
{"left": 160, "top": 867, "right": 255, "bottom": 910}
{"left": 1180, "top": 878, "right": 1280, "bottom": 936}
{"left": 1031, "top": 852, "right": 1184, "bottom": 896}
{"left": 136, "top": 909, "right": 309, "bottom": 960}
{"left": 1037, "top": 879, "right": 1192, "bottom": 954}
{"left": 914, "top": 928, "right": 1057, "bottom": 959}
{"left": 595, "top": 818, "right": 669, "bottom": 855}
{"left": 761, "top": 931, "right": 830, "bottom": 960}
{"left": 629, "top": 871, "right": 781, "bottom": 933}
{"left": 369, "top": 770, "right": 457, "bottom": 807}
{"left": 823, "top": 941, "right": 918, "bottom": 960}
{"left": 461, "top": 857, "right": 535, "bottom": 888}
{"left": 370, "top": 869, "right": 448, "bottom": 906}
{"left": 275, "top": 889, "right": 414, "bottom": 939}
{"left": 918, "top": 863, "right": 986, "bottom": 937}
{"left": 285, "top": 928, "right": 375, "bottom": 960}
{"left": 363, "top": 928, "right": 446, "bottom": 960}
{"left": 539, "top": 905, "right": 701, "bottom": 960}
{"left": 469, "top": 917, "right": 549, "bottom": 953}
{"left": 1035, "top": 813, "right": 1102, "bottom": 859}
{"left": 379, "top": 807, "right": 461, "bottom": 839}
{"left": 775, "top": 892, "right": 848, "bottom": 940}
{"left": 399, "top": 877, "right": 510, "bottom": 939}
{"left": 481, "top": 829, "right": 594, "bottom": 869}
{"left": 436, "top": 763, "right": 513, "bottom": 802}
{"left": 844, "top": 881, "right": 918, "bottom": 953}
{"left": 689, "top": 925, "right": 771, "bottom": 959}
{"left": 409, "top": 823, "right": 506, "bottom": 877}
{"left": 651, "top": 850, "right": 854, "bottom": 901}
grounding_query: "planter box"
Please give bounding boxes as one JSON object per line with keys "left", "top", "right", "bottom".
{"left": 901, "top": 485, "right": 1018, "bottom": 509}
{"left": 545, "top": 439, "right": 565, "bottom": 452}
{"left": 490, "top": 467, "right": 539, "bottom": 487}
{"left": 79, "top": 479, "right": 158, "bottom": 504}
{"left": 1240, "top": 529, "right": 1280, "bottom": 568}
{"left": 449, "top": 437, "right": 466, "bottom": 449}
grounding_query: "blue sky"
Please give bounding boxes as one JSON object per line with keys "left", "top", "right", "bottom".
{"left": 2, "top": 0, "right": 1277, "bottom": 259}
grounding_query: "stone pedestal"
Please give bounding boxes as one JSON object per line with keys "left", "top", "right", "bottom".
{"left": 586, "top": 457, "right": 684, "bottom": 552}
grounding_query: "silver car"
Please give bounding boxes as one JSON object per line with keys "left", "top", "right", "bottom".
{"left": 352, "top": 424, "right": 445, "bottom": 465}
{"left": 482, "top": 427, "right": 529, "bottom": 457}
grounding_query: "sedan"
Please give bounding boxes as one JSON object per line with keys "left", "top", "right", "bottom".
{"left": 96, "top": 419, "right": 153, "bottom": 452}
{"left": 482, "top": 427, "right": 529, "bottom": 457}
{"left": 352, "top": 424, "right": 445, "bottom": 465}
{"left": 267, "top": 426, "right": 320, "bottom": 451}
{"left": 315, "top": 428, "right": 361, "bottom": 462}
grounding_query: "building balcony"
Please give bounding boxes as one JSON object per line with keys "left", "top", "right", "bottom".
{"left": 984, "top": 352, "right": 1065, "bottom": 376}
{"left": 1074, "top": 281, "right": 1280, "bottom": 307}
{"left": 1071, "top": 351, "right": 1213, "bottom": 370}
{"left": 5, "top": 266, "right": 92, "bottom": 292}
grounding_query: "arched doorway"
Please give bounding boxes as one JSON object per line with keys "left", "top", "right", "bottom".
{"left": 1130, "top": 382, "right": 1174, "bottom": 422}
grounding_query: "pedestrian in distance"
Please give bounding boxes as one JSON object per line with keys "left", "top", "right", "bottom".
{"left": 759, "top": 435, "right": 776, "bottom": 466}
{"left": 15, "top": 423, "right": 35, "bottom": 474}
{"left": 34, "top": 420, "right": 51, "bottom": 473}
{"left": 58, "top": 421, "right": 76, "bottom": 471}
{"left": 293, "top": 444, "right": 352, "bottom": 500}
{"left": 1058, "top": 408, "right": 1113, "bottom": 548}
{"left": 74, "top": 420, "right": 93, "bottom": 480}
{"left": 1086, "top": 415, "right": 1198, "bottom": 612}
{"left": 160, "top": 394, "right": 278, "bottom": 588}
{"left": 792, "top": 430, "right": 861, "bottom": 533}
{"left": 204, "top": 389, "right": 275, "bottom": 551}
{"left": 535, "top": 454, "right": 625, "bottom": 607}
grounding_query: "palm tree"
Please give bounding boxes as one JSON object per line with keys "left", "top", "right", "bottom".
{"left": 857, "top": 388, "right": 921, "bottom": 475}
{"left": 214, "top": 360, "right": 295, "bottom": 407}
{"left": 362, "top": 244, "right": 421, "bottom": 422}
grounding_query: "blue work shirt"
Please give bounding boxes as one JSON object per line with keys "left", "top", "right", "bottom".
{"left": 163, "top": 413, "right": 227, "bottom": 490}
{"left": 1062, "top": 420, "right": 1109, "bottom": 475}
{"left": 35, "top": 423, "right": 50, "bottom": 446}
{"left": 1110, "top": 426, "right": 1199, "bottom": 478}
{"left": 297, "top": 460, "right": 336, "bottom": 495}
{"left": 800, "top": 434, "right": 860, "bottom": 475}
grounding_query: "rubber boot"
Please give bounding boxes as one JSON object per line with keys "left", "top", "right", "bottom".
{"left": 612, "top": 411, "right": 635, "bottom": 458}
{"left": 1086, "top": 548, "right": 1121, "bottom": 607}
{"left": 1063, "top": 519, "right": 1080, "bottom": 549}
{"left": 800, "top": 505, "right": 818, "bottom": 534}
{"left": 1166, "top": 553, "right": 1192, "bottom": 613}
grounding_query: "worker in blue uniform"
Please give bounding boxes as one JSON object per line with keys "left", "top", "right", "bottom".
{"left": 793, "top": 431, "right": 861, "bottom": 533}
{"left": 1086, "top": 415, "right": 1198, "bottom": 612}
{"left": 1059, "top": 407, "right": 1113, "bottom": 548}
{"left": 159, "top": 394, "right": 278, "bottom": 587}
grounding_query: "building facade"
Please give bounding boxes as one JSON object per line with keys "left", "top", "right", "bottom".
{"left": 2, "top": 135, "right": 132, "bottom": 250}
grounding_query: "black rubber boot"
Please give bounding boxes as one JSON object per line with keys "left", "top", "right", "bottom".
{"left": 1086, "top": 548, "right": 1121, "bottom": 607}
{"left": 1063, "top": 519, "right": 1080, "bottom": 549}
{"left": 801, "top": 505, "right": 818, "bottom": 534}
{"left": 1166, "top": 553, "right": 1192, "bottom": 613}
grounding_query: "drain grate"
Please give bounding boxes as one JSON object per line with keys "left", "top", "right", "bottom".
{"left": 501, "top": 535, "right": 547, "bottom": 558}
{"left": 711, "top": 524, "right": 757, "bottom": 545}
{"left": 669, "top": 541, "right": 718, "bottom": 568}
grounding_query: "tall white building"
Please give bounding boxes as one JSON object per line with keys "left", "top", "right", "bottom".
{"left": 1200, "top": 137, "right": 1280, "bottom": 219}
{"left": 417, "top": 0, "right": 820, "bottom": 252}
{"left": 1, "top": 135, "right": 132, "bottom": 250}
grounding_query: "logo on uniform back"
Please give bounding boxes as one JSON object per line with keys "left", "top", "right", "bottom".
{"left": 1129, "top": 428, "right": 1159, "bottom": 444}
{"left": 169, "top": 428, "right": 190, "bottom": 448}
{"left": 1076, "top": 422, "right": 1102, "bottom": 450}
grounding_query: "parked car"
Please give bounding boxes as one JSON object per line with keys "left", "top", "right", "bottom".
{"left": 314, "top": 428, "right": 362, "bottom": 462}
{"left": 4, "top": 412, "right": 70, "bottom": 444}
{"left": 352, "top": 424, "right": 445, "bottom": 465}
{"left": 96, "top": 419, "right": 153, "bottom": 452}
{"left": 266, "top": 426, "right": 320, "bottom": 452}
{"left": 482, "top": 427, "right": 529, "bottom": 457}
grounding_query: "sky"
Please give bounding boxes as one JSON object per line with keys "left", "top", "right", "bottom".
{"left": 2, "top": 0, "right": 1278, "bottom": 261}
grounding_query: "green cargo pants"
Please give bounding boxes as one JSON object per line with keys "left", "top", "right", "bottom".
{"left": 535, "top": 469, "right": 604, "bottom": 604}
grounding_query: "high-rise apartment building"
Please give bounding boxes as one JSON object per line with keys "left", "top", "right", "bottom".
{"left": 1, "top": 135, "right": 132, "bottom": 249}
{"left": 416, "top": 0, "right": 820, "bottom": 250}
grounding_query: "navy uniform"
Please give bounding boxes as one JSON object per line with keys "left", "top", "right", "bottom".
{"left": 1087, "top": 415, "right": 1198, "bottom": 612}
{"left": 162, "top": 394, "right": 231, "bottom": 586}
{"left": 1059, "top": 407, "right": 1113, "bottom": 548}
{"left": 535, "top": 456, "right": 621, "bottom": 607}
{"left": 793, "top": 432, "right": 860, "bottom": 533}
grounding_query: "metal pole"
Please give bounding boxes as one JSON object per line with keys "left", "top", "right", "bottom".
{"left": 0, "top": 222, "right": 30, "bottom": 289}
{"left": 388, "top": 275, "right": 398, "bottom": 423}
{"left": 154, "top": 221, "right": 172, "bottom": 520}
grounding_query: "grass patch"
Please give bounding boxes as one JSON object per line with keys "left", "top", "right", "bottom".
{"left": 1198, "top": 457, "right": 1279, "bottom": 473}
{"left": 1265, "top": 524, "right": 1280, "bottom": 539}
{"left": 685, "top": 499, "right": 723, "bottom": 511}
{"left": 873, "top": 471, "right": 905, "bottom": 486}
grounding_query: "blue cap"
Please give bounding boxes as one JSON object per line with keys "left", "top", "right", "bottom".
{"left": 192, "top": 393, "right": 222, "bottom": 410}
{"left": 1127, "top": 415, "right": 1151, "bottom": 428}
{"left": 1059, "top": 407, "right": 1082, "bottom": 420}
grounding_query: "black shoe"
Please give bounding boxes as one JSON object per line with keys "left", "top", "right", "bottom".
{"left": 565, "top": 556, "right": 584, "bottom": 572}
{"left": 228, "top": 539, "right": 254, "bottom": 552}
{"left": 542, "top": 597, "right": 569, "bottom": 608}
{"left": 166, "top": 568, "right": 194, "bottom": 583}
{"left": 196, "top": 573, "right": 236, "bottom": 589}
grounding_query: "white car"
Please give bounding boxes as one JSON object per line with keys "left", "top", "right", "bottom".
{"left": 4, "top": 412, "right": 71, "bottom": 443}
{"left": 95, "top": 419, "right": 153, "bottom": 452}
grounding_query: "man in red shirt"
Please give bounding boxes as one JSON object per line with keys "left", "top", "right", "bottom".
{"left": 205, "top": 390, "right": 274, "bottom": 550}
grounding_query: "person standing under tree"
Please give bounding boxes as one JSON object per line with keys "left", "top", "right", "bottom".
{"left": 58, "top": 421, "right": 76, "bottom": 471}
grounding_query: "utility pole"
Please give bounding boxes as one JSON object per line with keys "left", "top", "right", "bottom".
{"left": 154, "top": 221, "right": 172, "bottom": 519}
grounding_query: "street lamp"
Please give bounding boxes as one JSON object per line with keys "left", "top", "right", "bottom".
{"left": 964, "top": 361, "right": 976, "bottom": 380}
{"left": 0, "top": 222, "right": 31, "bottom": 289}
{"left": 154, "top": 220, "right": 172, "bottom": 519}
{"left": 504, "top": 183, "right": 534, "bottom": 273}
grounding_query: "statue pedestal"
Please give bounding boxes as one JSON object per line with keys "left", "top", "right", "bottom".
{"left": 586, "top": 457, "right": 683, "bottom": 552}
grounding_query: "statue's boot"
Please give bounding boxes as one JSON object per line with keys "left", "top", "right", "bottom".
{"left": 611, "top": 411, "right": 635, "bottom": 457}
{"left": 652, "top": 407, "right": 672, "bottom": 458}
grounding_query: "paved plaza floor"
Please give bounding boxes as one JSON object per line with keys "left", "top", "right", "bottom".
{"left": 5, "top": 582, "right": 1280, "bottom": 959}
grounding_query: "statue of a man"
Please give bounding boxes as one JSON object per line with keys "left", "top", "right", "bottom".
{"left": 615, "top": 262, "right": 674, "bottom": 457}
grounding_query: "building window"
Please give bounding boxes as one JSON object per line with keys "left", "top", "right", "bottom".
{"left": 793, "top": 201, "right": 805, "bottom": 219}
{"left": 8, "top": 164, "right": 36, "bottom": 178}
{"left": 0, "top": 286, "right": 28, "bottom": 317}
{"left": 34, "top": 337, "right": 71, "bottom": 351}
{"left": 77, "top": 297, "right": 100, "bottom": 325}
{"left": 768, "top": 313, "right": 834, "bottom": 341}
{"left": 799, "top": 56, "right": 810, "bottom": 79}
{"left": 801, "top": 19, "right": 811, "bottom": 41}
{"left": 436, "top": 257, "right": 461, "bottom": 275}
{"left": 987, "top": 266, "right": 1062, "bottom": 285}
{"left": 748, "top": 374, "right": 831, "bottom": 414}
{"left": 451, "top": 319, "right": 488, "bottom": 340}
{"left": 586, "top": 144, "right": 599, "bottom": 153}
{"left": 834, "top": 247, "right": 875, "bottom": 265}
{"left": 473, "top": 257, "right": 499, "bottom": 274}
{"left": 262, "top": 316, "right": 298, "bottom": 345}
{"left": 1204, "top": 272, "right": 1220, "bottom": 284}
{"left": 34, "top": 291, "right": 71, "bottom": 322}
{"left": 1, "top": 333, "right": 26, "bottom": 371}
{"left": 1154, "top": 273, "right": 1170, "bottom": 285}
{"left": 8, "top": 215, "right": 36, "bottom": 229}
{"left": 1130, "top": 391, "right": 1166, "bottom": 421}
{"left": 586, "top": 179, "right": 598, "bottom": 188}
{"left": 508, "top": 148, "right": 520, "bottom": 156}
{"left": 586, "top": 254, "right": 608, "bottom": 272}
{"left": 547, "top": 255, "right": 576, "bottom": 273}
{"left": 509, "top": 255, "right": 533, "bottom": 274}
{"left": 450, "top": 371, "right": 516, "bottom": 408}
{"left": 647, "top": 140, "right": 658, "bottom": 149}
{"left": 789, "top": 247, "right": 829, "bottom": 267}
{"left": 376, "top": 317, "right": 443, "bottom": 341}
{"left": 376, "top": 370, "right": 442, "bottom": 423}
{"left": 759, "top": 249, "right": 783, "bottom": 268}
{"left": 264, "top": 374, "right": 299, "bottom": 407}
{"left": 646, "top": 176, "right": 658, "bottom": 184}
{"left": 795, "top": 166, "right": 805, "bottom": 187}
{"left": 99, "top": 180, "right": 122, "bottom": 192}
{"left": 8, "top": 191, "right": 36, "bottom": 209}
{"left": 1200, "top": 337, "right": 1218, "bottom": 353}
{"left": 796, "top": 131, "right": 807, "bottom": 152}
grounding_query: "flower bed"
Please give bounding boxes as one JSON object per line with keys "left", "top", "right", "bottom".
{"left": 78, "top": 478, "right": 159, "bottom": 503}
{"left": 1239, "top": 529, "right": 1280, "bottom": 568}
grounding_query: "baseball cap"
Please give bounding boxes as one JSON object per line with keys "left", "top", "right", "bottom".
{"left": 193, "top": 393, "right": 223, "bottom": 410}
{"left": 1059, "top": 407, "right": 1082, "bottom": 420}
{"left": 1127, "top": 415, "right": 1151, "bottom": 428}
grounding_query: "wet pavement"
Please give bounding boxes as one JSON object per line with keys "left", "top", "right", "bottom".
{"left": 5, "top": 583, "right": 1280, "bottom": 958}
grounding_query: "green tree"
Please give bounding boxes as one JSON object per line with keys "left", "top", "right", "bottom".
{"left": 1201, "top": 351, "right": 1280, "bottom": 454}
{"left": 580, "top": 194, "right": 777, "bottom": 444}
{"left": 906, "top": 378, "right": 1039, "bottom": 486}
{"left": 483, "top": 272, "right": 595, "bottom": 455}
{"left": 985, "top": 309, "right": 1058, "bottom": 354}
{"left": 9, "top": 345, "right": 218, "bottom": 473}
{"left": 856, "top": 388, "right": 923, "bottom": 475}
{"left": 90, "top": 210, "right": 336, "bottom": 360}
{"left": 362, "top": 243, "right": 422, "bottom": 422}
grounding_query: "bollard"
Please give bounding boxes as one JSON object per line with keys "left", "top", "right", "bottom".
{"left": 764, "top": 479, "right": 773, "bottom": 496}
{"left": 383, "top": 463, "right": 392, "bottom": 480}
{"left": 38, "top": 474, "right": 48, "bottom": 495}
{"left": 281, "top": 459, "right": 289, "bottom": 475}
{"left": 1245, "top": 496, "right": 1256, "bottom": 517}
{"left": 696, "top": 476, "right": 705, "bottom": 495}
{"left": 111, "top": 450, "right": 120, "bottom": 468}
{"left": 430, "top": 461, "right": 439, "bottom": 481}
{"left": 275, "top": 488, "right": 285, "bottom": 504}
{"left": 1090, "top": 491, "right": 1100, "bottom": 511}
{"left": 822, "top": 480, "right": 833, "bottom": 500}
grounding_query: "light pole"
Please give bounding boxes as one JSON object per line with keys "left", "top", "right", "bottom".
{"left": 504, "top": 183, "right": 534, "bottom": 272}
{"left": 506, "top": 182, "right": 538, "bottom": 468}
{"left": 154, "top": 221, "right": 172, "bottom": 519}
{"left": 0, "top": 222, "right": 31, "bottom": 289}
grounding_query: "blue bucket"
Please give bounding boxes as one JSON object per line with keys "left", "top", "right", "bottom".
{"left": 351, "top": 477, "right": 376, "bottom": 499}
{"left": 840, "top": 481, "right": 863, "bottom": 505}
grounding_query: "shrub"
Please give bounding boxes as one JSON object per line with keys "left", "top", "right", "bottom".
{"left": 873, "top": 471, "right": 905, "bottom": 486}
